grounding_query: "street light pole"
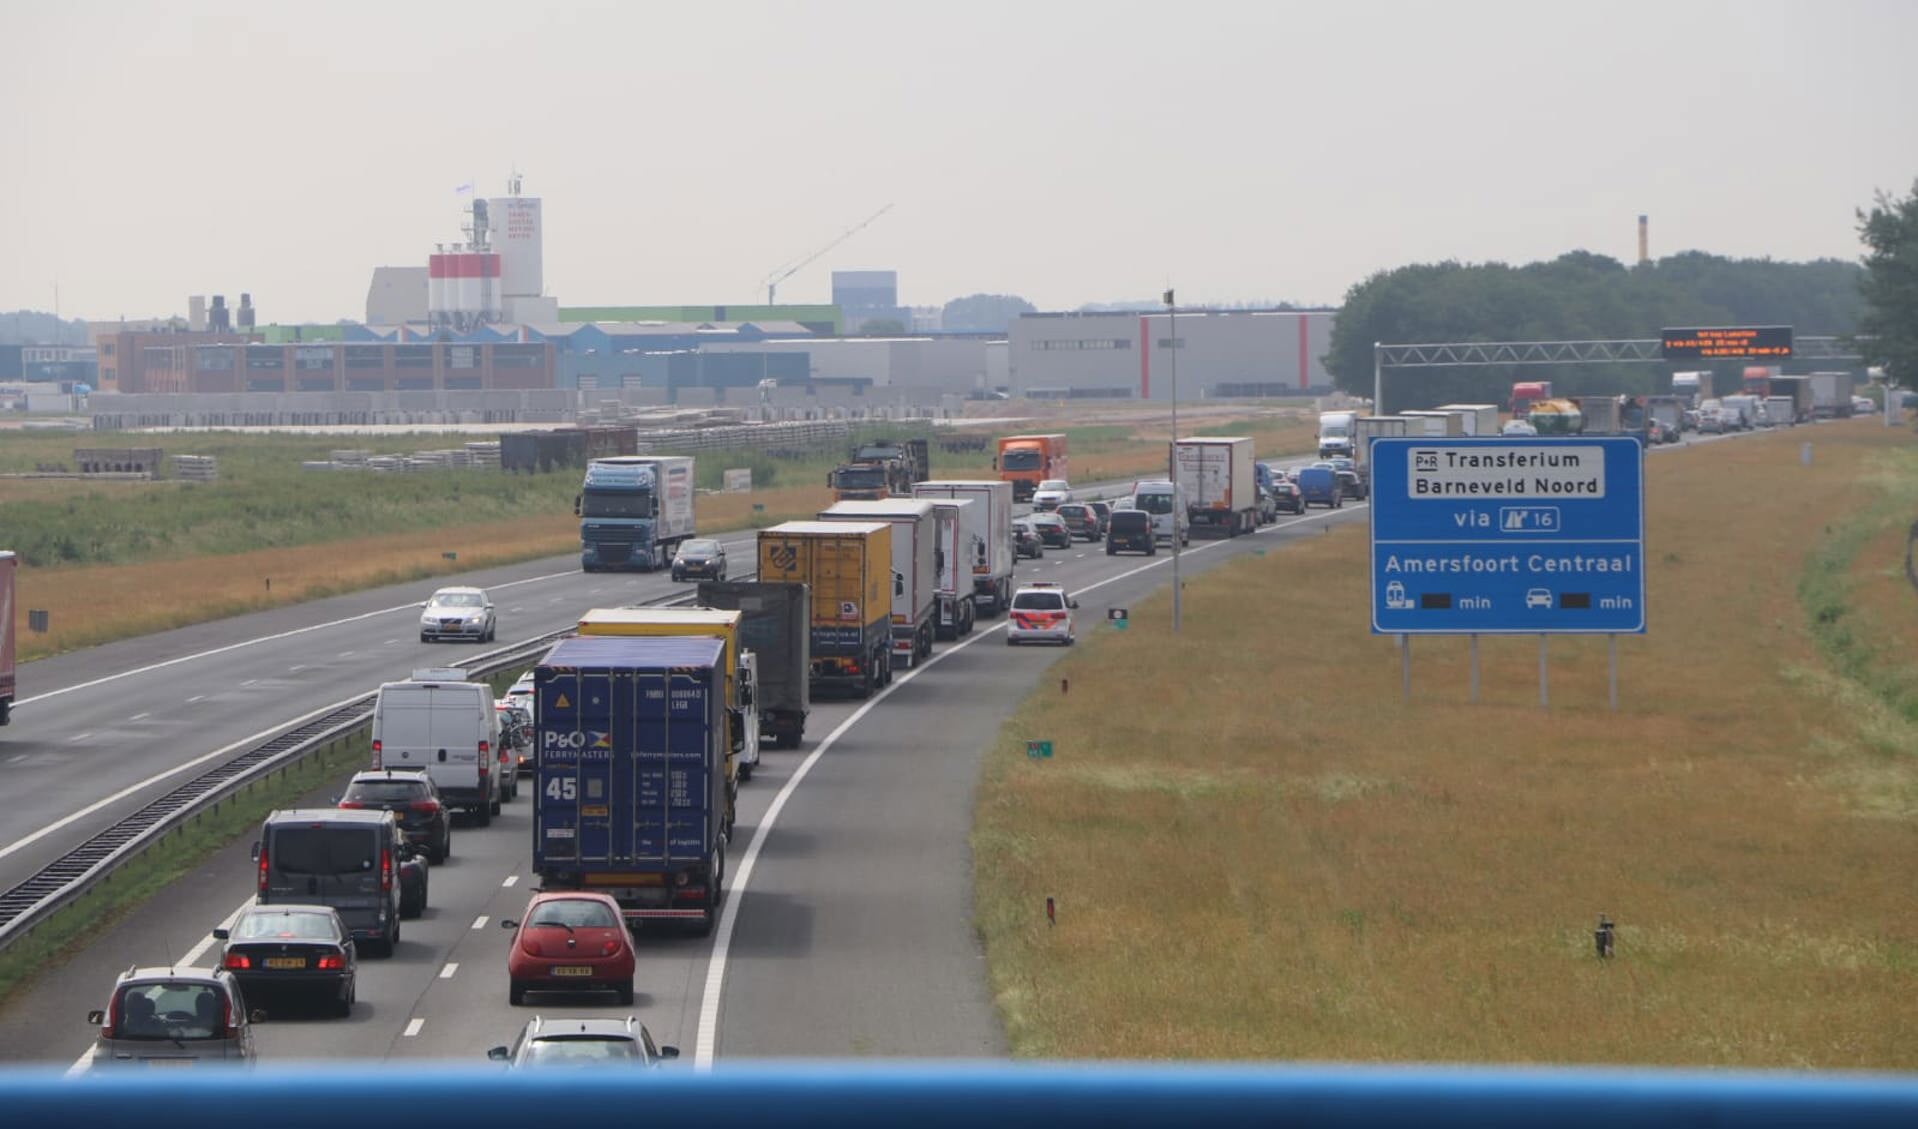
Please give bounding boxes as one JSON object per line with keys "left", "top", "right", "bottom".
{"left": 1165, "top": 288, "right": 1180, "bottom": 634}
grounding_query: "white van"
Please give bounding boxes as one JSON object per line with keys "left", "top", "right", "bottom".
{"left": 1129, "top": 480, "right": 1189, "bottom": 546}
{"left": 372, "top": 669, "right": 502, "bottom": 825}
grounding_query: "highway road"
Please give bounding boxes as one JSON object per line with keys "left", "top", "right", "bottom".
{"left": 0, "top": 423, "right": 1771, "bottom": 1067}
{"left": 0, "top": 480, "right": 1372, "bottom": 1067}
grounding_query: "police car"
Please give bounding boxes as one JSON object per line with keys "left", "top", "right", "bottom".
{"left": 1007, "top": 581, "right": 1078, "bottom": 646}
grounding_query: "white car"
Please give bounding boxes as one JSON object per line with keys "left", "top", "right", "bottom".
{"left": 1030, "top": 479, "right": 1072, "bottom": 510}
{"left": 1007, "top": 581, "right": 1077, "bottom": 646}
{"left": 504, "top": 669, "right": 534, "bottom": 708}
{"left": 1853, "top": 395, "right": 1876, "bottom": 416}
{"left": 1500, "top": 418, "right": 1538, "bottom": 436}
{"left": 420, "top": 586, "right": 497, "bottom": 643}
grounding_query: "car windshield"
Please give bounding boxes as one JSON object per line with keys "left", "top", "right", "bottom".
{"left": 1013, "top": 592, "right": 1066, "bottom": 611}
{"left": 580, "top": 490, "right": 653, "bottom": 519}
{"left": 270, "top": 827, "right": 376, "bottom": 876}
{"left": 234, "top": 911, "right": 336, "bottom": 941}
{"left": 1110, "top": 512, "right": 1149, "bottom": 529}
{"left": 1134, "top": 493, "right": 1174, "bottom": 515}
{"left": 520, "top": 1036, "right": 641, "bottom": 1065}
{"left": 112, "top": 982, "right": 224, "bottom": 1041}
{"left": 1058, "top": 505, "right": 1086, "bottom": 518}
{"left": 1038, "top": 480, "right": 1067, "bottom": 491}
{"left": 528, "top": 899, "right": 621, "bottom": 929}
{"left": 680, "top": 540, "right": 719, "bottom": 555}
{"left": 1033, "top": 515, "right": 1063, "bottom": 527}
{"left": 345, "top": 779, "right": 426, "bottom": 802}
{"left": 1000, "top": 449, "right": 1041, "bottom": 471}
{"left": 431, "top": 592, "right": 483, "bottom": 608}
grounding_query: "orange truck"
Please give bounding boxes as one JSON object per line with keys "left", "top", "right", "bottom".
{"left": 995, "top": 434, "right": 1068, "bottom": 503}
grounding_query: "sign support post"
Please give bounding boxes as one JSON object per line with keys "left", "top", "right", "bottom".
{"left": 1399, "top": 634, "right": 1411, "bottom": 701}
{"left": 1608, "top": 635, "right": 1619, "bottom": 711}
{"left": 1469, "top": 634, "right": 1480, "bottom": 702}
{"left": 1539, "top": 635, "right": 1549, "bottom": 708}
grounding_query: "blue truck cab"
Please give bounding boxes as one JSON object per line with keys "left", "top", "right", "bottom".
{"left": 575, "top": 456, "right": 697, "bottom": 572}
{"left": 533, "top": 634, "right": 729, "bottom": 935}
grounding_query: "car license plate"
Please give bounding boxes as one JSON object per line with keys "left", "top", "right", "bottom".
{"left": 265, "top": 957, "right": 306, "bottom": 969}
{"left": 551, "top": 966, "right": 594, "bottom": 977}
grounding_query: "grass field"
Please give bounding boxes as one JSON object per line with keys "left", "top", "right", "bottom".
{"left": 973, "top": 421, "right": 1918, "bottom": 1068}
{"left": 4, "top": 413, "right": 1313, "bottom": 661}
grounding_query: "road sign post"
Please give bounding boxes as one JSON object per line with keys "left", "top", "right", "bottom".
{"left": 1026, "top": 740, "right": 1053, "bottom": 760}
{"left": 1108, "top": 608, "right": 1128, "bottom": 632}
{"left": 1370, "top": 437, "right": 1645, "bottom": 705}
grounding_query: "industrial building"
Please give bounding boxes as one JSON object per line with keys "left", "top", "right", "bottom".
{"left": 132, "top": 339, "right": 554, "bottom": 394}
{"left": 832, "top": 270, "right": 909, "bottom": 333}
{"left": 94, "top": 327, "right": 254, "bottom": 392}
{"left": 1008, "top": 307, "right": 1337, "bottom": 400}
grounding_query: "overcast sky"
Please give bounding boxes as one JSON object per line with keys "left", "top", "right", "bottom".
{"left": 2, "top": 0, "right": 1914, "bottom": 324}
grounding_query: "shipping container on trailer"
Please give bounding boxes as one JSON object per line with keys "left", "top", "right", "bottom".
{"left": 757, "top": 521, "right": 894, "bottom": 698}
{"left": 815, "top": 499, "right": 940, "bottom": 666}
{"left": 533, "top": 635, "right": 730, "bottom": 934}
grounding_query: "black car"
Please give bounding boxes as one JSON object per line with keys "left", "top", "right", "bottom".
{"left": 1271, "top": 479, "right": 1305, "bottom": 514}
{"left": 670, "top": 538, "right": 727, "bottom": 582}
{"left": 488, "top": 1016, "right": 679, "bottom": 1068}
{"left": 1055, "top": 502, "right": 1104, "bottom": 542}
{"left": 1086, "top": 500, "right": 1113, "bottom": 531}
{"left": 215, "top": 905, "right": 358, "bottom": 1018}
{"left": 1029, "top": 512, "right": 1073, "bottom": 549}
{"left": 340, "top": 770, "right": 452, "bottom": 864}
{"left": 1104, "top": 509, "right": 1156, "bottom": 556}
{"left": 1011, "top": 519, "right": 1045, "bottom": 559}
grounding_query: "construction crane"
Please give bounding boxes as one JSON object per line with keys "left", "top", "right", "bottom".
{"left": 762, "top": 203, "right": 893, "bottom": 306}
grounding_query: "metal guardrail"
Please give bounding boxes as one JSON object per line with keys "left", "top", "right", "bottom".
{"left": 0, "top": 584, "right": 707, "bottom": 955}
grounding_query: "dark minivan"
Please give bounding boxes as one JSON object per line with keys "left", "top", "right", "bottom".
{"left": 254, "top": 809, "right": 409, "bottom": 957}
{"left": 1297, "top": 466, "right": 1344, "bottom": 509}
{"left": 1105, "top": 509, "right": 1156, "bottom": 556}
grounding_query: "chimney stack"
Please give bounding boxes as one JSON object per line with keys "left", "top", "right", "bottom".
{"left": 1637, "top": 214, "right": 1650, "bottom": 266}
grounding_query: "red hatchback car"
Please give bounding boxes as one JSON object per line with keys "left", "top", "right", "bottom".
{"left": 502, "top": 892, "right": 636, "bottom": 1006}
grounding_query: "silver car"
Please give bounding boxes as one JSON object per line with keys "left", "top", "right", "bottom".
{"left": 420, "top": 586, "right": 497, "bottom": 643}
{"left": 85, "top": 966, "right": 260, "bottom": 1069}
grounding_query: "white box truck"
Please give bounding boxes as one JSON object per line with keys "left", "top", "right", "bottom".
{"left": 1398, "top": 410, "right": 1466, "bottom": 437}
{"left": 1173, "top": 437, "right": 1259, "bottom": 538}
{"left": 1351, "top": 416, "right": 1410, "bottom": 495}
{"left": 1317, "top": 411, "right": 1356, "bottom": 458}
{"left": 911, "top": 479, "right": 1014, "bottom": 615}
{"left": 919, "top": 497, "right": 979, "bottom": 640}
{"left": 817, "top": 499, "right": 940, "bottom": 667}
{"left": 1434, "top": 404, "right": 1501, "bottom": 436}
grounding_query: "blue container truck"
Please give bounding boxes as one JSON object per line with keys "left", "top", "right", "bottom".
{"left": 574, "top": 455, "right": 697, "bottom": 571}
{"left": 533, "top": 634, "right": 729, "bottom": 934}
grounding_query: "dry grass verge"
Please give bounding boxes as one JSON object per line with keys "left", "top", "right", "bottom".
{"left": 974, "top": 421, "right": 1918, "bottom": 1067}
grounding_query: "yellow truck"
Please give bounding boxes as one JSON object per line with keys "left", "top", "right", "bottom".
{"left": 757, "top": 520, "right": 895, "bottom": 699}
{"left": 576, "top": 608, "right": 757, "bottom": 826}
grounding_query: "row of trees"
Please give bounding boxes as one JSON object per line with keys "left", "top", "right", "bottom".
{"left": 1324, "top": 251, "right": 1868, "bottom": 408}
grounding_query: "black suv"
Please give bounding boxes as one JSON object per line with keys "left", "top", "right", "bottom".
{"left": 1105, "top": 509, "right": 1156, "bottom": 556}
{"left": 340, "top": 770, "right": 452, "bottom": 864}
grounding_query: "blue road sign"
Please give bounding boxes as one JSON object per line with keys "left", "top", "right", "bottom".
{"left": 1370, "top": 437, "right": 1644, "bottom": 634}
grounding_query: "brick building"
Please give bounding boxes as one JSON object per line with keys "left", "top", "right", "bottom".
{"left": 137, "top": 340, "right": 555, "bottom": 394}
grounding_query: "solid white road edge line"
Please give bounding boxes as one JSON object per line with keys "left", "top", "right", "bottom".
{"left": 0, "top": 693, "right": 371, "bottom": 863}
{"left": 403, "top": 1018, "right": 425, "bottom": 1037}
{"left": 68, "top": 895, "right": 252, "bottom": 1076}
{"left": 690, "top": 501, "right": 1366, "bottom": 1069}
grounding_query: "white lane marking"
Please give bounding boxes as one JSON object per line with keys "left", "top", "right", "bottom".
{"left": 128, "top": 712, "right": 149, "bottom": 721}
{"left": 439, "top": 963, "right": 458, "bottom": 980}
{"left": 691, "top": 501, "right": 1365, "bottom": 1069}
{"left": 0, "top": 693, "right": 368, "bottom": 863}
{"left": 68, "top": 732, "right": 93, "bottom": 743}
{"left": 288, "top": 665, "right": 305, "bottom": 673}
{"left": 501, "top": 875, "right": 519, "bottom": 888}
{"left": 70, "top": 896, "right": 252, "bottom": 1077}
{"left": 338, "top": 651, "right": 355, "bottom": 659}
{"left": 240, "top": 680, "right": 256, "bottom": 687}
{"left": 7, "top": 754, "right": 27, "bottom": 764}
{"left": 14, "top": 564, "right": 569, "bottom": 709}
{"left": 186, "top": 695, "right": 205, "bottom": 703}
{"left": 403, "top": 1018, "right": 426, "bottom": 1037}
{"left": 472, "top": 915, "right": 488, "bottom": 930}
